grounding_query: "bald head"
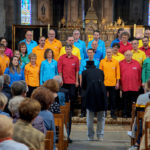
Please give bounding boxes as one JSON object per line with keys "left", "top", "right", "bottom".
{"left": 0, "top": 115, "right": 13, "bottom": 139}
{"left": 124, "top": 50, "right": 132, "bottom": 62}
{"left": 91, "top": 40, "right": 98, "bottom": 50}
{"left": 48, "top": 29, "right": 56, "bottom": 41}
{"left": 106, "top": 48, "right": 113, "bottom": 60}
{"left": 144, "top": 29, "right": 150, "bottom": 38}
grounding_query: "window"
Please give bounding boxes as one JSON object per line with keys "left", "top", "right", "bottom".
{"left": 21, "top": 0, "right": 31, "bottom": 25}
{"left": 148, "top": 0, "right": 150, "bottom": 26}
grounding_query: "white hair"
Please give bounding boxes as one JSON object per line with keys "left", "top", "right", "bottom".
{"left": 53, "top": 75, "right": 62, "bottom": 86}
{"left": 8, "top": 96, "right": 25, "bottom": 114}
{"left": 0, "top": 93, "right": 8, "bottom": 108}
{"left": 0, "top": 76, "right": 4, "bottom": 89}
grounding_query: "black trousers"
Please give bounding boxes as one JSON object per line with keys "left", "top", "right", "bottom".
{"left": 122, "top": 91, "right": 139, "bottom": 117}
{"left": 63, "top": 84, "right": 76, "bottom": 137}
{"left": 106, "top": 86, "right": 116, "bottom": 116}
{"left": 27, "top": 86, "right": 37, "bottom": 97}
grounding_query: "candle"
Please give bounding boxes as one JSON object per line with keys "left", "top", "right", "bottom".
{"left": 134, "top": 24, "right": 136, "bottom": 37}
{"left": 40, "top": 27, "right": 42, "bottom": 36}
{"left": 48, "top": 24, "right": 50, "bottom": 34}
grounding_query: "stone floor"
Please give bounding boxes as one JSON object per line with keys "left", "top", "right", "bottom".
{"left": 68, "top": 124, "right": 131, "bottom": 150}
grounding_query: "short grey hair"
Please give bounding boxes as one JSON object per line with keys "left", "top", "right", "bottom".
{"left": 4, "top": 74, "right": 10, "bottom": 85}
{"left": 53, "top": 75, "right": 63, "bottom": 86}
{"left": 73, "top": 30, "right": 80, "bottom": 35}
{"left": 0, "top": 76, "right": 4, "bottom": 89}
{"left": 8, "top": 96, "right": 25, "bottom": 114}
{"left": 19, "top": 80, "right": 28, "bottom": 93}
{"left": 0, "top": 93, "right": 8, "bottom": 108}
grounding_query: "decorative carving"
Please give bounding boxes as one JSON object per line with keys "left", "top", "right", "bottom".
{"left": 38, "top": 0, "right": 50, "bottom": 23}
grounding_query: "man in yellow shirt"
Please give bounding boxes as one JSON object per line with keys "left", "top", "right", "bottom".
{"left": 0, "top": 44, "right": 9, "bottom": 75}
{"left": 131, "top": 39, "right": 146, "bottom": 66}
{"left": 59, "top": 36, "right": 81, "bottom": 60}
{"left": 100, "top": 48, "right": 120, "bottom": 119}
{"left": 112, "top": 43, "right": 124, "bottom": 62}
{"left": 138, "top": 29, "right": 150, "bottom": 48}
{"left": 32, "top": 36, "right": 46, "bottom": 66}
{"left": 45, "top": 29, "right": 62, "bottom": 61}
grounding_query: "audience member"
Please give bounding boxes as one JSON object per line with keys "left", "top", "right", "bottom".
{"left": 0, "top": 44, "right": 10, "bottom": 75}
{"left": 31, "top": 87, "right": 56, "bottom": 149}
{"left": 13, "top": 98, "right": 45, "bottom": 150}
{"left": 4, "top": 56, "right": 25, "bottom": 86}
{"left": 59, "top": 36, "right": 81, "bottom": 60}
{"left": 24, "top": 53, "right": 39, "bottom": 97}
{"left": 20, "top": 30, "right": 38, "bottom": 55}
{"left": 0, "top": 115, "right": 29, "bottom": 150}
{"left": 45, "top": 29, "right": 62, "bottom": 61}
{"left": 120, "top": 50, "right": 141, "bottom": 117}
{"left": 43, "top": 79, "right": 60, "bottom": 114}
{"left": 73, "top": 30, "right": 87, "bottom": 60}
{"left": 0, "top": 37, "right": 13, "bottom": 58}
{"left": 100, "top": 48, "right": 120, "bottom": 119}
{"left": 0, "top": 92, "right": 10, "bottom": 116}
{"left": 18, "top": 42, "right": 29, "bottom": 65}
{"left": 40, "top": 49, "right": 58, "bottom": 85}
{"left": 119, "top": 31, "right": 132, "bottom": 54}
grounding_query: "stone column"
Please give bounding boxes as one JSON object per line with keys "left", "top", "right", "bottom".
{"left": 103, "top": 0, "right": 113, "bottom": 22}
{"left": 0, "top": 0, "right": 5, "bottom": 37}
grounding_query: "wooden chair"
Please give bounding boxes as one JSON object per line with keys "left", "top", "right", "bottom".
{"left": 136, "top": 111, "right": 145, "bottom": 142}
{"left": 131, "top": 103, "right": 136, "bottom": 145}
{"left": 45, "top": 131, "right": 54, "bottom": 150}
{"left": 44, "top": 139, "right": 51, "bottom": 150}
{"left": 145, "top": 121, "right": 150, "bottom": 150}
{"left": 60, "top": 105, "right": 68, "bottom": 128}
{"left": 54, "top": 114, "right": 64, "bottom": 150}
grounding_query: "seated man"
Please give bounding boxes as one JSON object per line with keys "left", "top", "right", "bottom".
{"left": 0, "top": 115, "right": 29, "bottom": 150}
{"left": 13, "top": 98, "right": 45, "bottom": 150}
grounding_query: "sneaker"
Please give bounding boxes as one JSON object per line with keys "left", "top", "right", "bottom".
{"left": 88, "top": 137, "right": 94, "bottom": 141}
{"left": 127, "top": 131, "right": 135, "bottom": 138}
{"left": 128, "top": 145, "right": 138, "bottom": 150}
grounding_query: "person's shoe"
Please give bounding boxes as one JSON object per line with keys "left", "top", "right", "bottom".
{"left": 127, "top": 131, "right": 135, "bottom": 138}
{"left": 88, "top": 137, "right": 94, "bottom": 141}
{"left": 128, "top": 145, "right": 138, "bottom": 150}
{"left": 68, "top": 138, "right": 72, "bottom": 143}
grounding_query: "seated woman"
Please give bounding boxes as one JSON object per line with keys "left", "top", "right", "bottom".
{"left": 24, "top": 53, "right": 40, "bottom": 97}
{"left": 13, "top": 50, "right": 25, "bottom": 69}
{"left": 13, "top": 98, "right": 45, "bottom": 150}
{"left": 4, "top": 56, "right": 25, "bottom": 86}
{"left": 8, "top": 81, "right": 45, "bottom": 133}
{"left": 18, "top": 42, "right": 29, "bottom": 65}
{"left": 0, "top": 115, "right": 28, "bottom": 150}
{"left": 31, "top": 87, "right": 56, "bottom": 150}
{"left": 43, "top": 79, "right": 60, "bottom": 114}
{"left": 0, "top": 92, "right": 10, "bottom": 117}
{"left": 40, "top": 49, "right": 58, "bottom": 85}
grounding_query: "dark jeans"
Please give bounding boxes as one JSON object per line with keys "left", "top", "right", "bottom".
{"left": 122, "top": 91, "right": 139, "bottom": 117}
{"left": 106, "top": 86, "right": 116, "bottom": 116}
{"left": 63, "top": 84, "right": 76, "bottom": 137}
{"left": 27, "top": 86, "right": 37, "bottom": 97}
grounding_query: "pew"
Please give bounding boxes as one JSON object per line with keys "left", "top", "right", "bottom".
{"left": 131, "top": 103, "right": 136, "bottom": 145}
{"left": 145, "top": 121, "right": 150, "bottom": 150}
{"left": 54, "top": 114, "right": 64, "bottom": 150}
{"left": 45, "top": 131, "right": 54, "bottom": 150}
